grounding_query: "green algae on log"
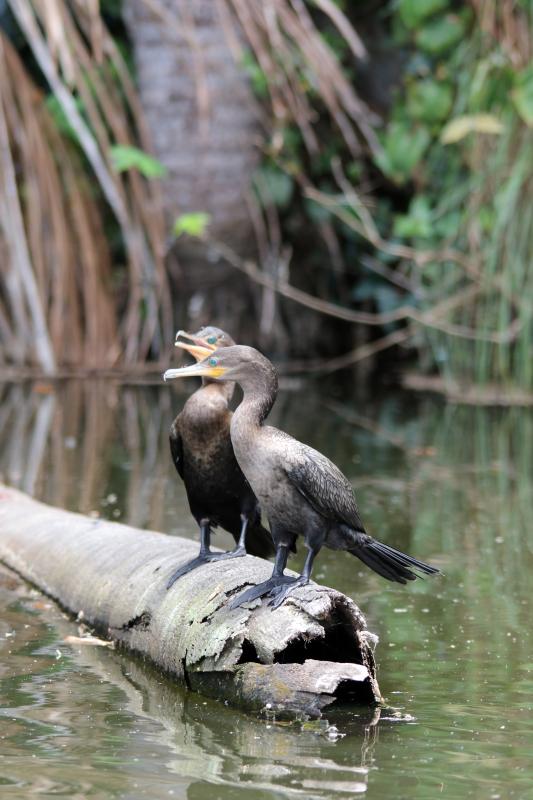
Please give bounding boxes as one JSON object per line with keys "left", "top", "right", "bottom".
{"left": 0, "top": 484, "right": 381, "bottom": 718}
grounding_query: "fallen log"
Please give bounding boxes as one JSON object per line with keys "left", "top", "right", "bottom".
{"left": 0, "top": 484, "right": 381, "bottom": 718}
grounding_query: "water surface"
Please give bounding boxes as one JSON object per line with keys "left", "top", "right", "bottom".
{"left": 1, "top": 378, "right": 532, "bottom": 798}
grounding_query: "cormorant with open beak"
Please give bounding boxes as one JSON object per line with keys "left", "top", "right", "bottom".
{"left": 165, "top": 328, "right": 274, "bottom": 588}
{"left": 164, "top": 345, "right": 440, "bottom": 607}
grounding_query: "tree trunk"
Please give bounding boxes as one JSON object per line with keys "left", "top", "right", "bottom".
{"left": 123, "top": 1, "right": 262, "bottom": 337}
{"left": 0, "top": 485, "right": 381, "bottom": 718}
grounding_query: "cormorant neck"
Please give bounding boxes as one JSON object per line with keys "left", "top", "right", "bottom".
{"left": 233, "top": 360, "right": 278, "bottom": 428}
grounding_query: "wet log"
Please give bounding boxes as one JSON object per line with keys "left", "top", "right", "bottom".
{"left": 0, "top": 484, "right": 381, "bottom": 718}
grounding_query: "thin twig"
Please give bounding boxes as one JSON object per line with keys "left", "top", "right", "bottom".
{"left": 209, "top": 239, "right": 522, "bottom": 343}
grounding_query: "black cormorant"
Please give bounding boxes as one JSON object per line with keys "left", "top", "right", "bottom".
{"left": 164, "top": 345, "right": 440, "bottom": 607}
{"left": 165, "top": 329, "right": 273, "bottom": 588}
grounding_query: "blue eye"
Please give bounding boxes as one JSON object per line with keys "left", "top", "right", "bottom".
{"left": 207, "top": 335, "right": 217, "bottom": 345}
{"left": 208, "top": 357, "right": 218, "bottom": 367}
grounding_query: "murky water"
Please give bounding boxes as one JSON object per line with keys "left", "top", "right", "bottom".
{"left": 1, "top": 378, "right": 533, "bottom": 798}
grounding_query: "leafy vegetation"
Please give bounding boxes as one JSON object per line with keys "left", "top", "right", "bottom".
{"left": 244, "top": 0, "right": 533, "bottom": 392}
{"left": 110, "top": 145, "right": 167, "bottom": 178}
{"left": 173, "top": 213, "right": 211, "bottom": 239}
{"left": 1, "top": 0, "right": 531, "bottom": 394}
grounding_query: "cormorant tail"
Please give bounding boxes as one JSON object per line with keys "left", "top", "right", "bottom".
{"left": 349, "top": 535, "right": 440, "bottom": 584}
{"left": 246, "top": 522, "right": 276, "bottom": 559}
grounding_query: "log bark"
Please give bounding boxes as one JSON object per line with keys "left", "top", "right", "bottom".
{"left": 0, "top": 484, "right": 381, "bottom": 718}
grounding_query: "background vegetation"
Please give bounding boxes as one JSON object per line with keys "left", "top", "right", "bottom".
{"left": 0, "top": 0, "right": 531, "bottom": 397}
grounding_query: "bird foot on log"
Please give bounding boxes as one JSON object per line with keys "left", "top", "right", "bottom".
{"left": 166, "top": 548, "right": 246, "bottom": 589}
{"left": 229, "top": 575, "right": 296, "bottom": 609}
{"left": 267, "top": 576, "right": 310, "bottom": 609}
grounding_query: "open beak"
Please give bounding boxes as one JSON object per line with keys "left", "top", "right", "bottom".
{"left": 174, "top": 329, "right": 216, "bottom": 362}
{"left": 163, "top": 360, "right": 226, "bottom": 382}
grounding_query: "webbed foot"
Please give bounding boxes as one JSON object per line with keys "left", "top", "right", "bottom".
{"left": 267, "top": 576, "right": 309, "bottom": 609}
{"left": 166, "top": 547, "right": 248, "bottom": 589}
{"left": 213, "top": 545, "right": 247, "bottom": 561}
{"left": 229, "top": 575, "right": 296, "bottom": 609}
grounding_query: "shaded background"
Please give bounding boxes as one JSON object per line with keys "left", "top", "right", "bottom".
{"left": 0, "top": 0, "right": 531, "bottom": 399}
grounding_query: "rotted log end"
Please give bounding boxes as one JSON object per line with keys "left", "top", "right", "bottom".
{"left": 187, "top": 585, "right": 382, "bottom": 719}
{"left": 193, "top": 660, "right": 377, "bottom": 720}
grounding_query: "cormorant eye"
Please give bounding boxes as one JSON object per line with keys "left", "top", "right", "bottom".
{"left": 207, "top": 335, "right": 217, "bottom": 345}
{"left": 208, "top": 357, "right": 218, "bottom": 367}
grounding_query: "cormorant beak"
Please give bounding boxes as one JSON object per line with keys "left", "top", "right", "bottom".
{"left": 174, "top": 329, "right": 217, "bottom": 362}
{"left": 163, "top": 360, "right": 227, "bottom": 382}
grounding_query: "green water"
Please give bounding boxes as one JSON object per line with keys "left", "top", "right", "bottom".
{"left": 1, "top": 379, "right": 532, "bottom": 798}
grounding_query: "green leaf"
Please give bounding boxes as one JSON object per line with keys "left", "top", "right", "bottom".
{"left": 109, "top": 145, "right": 166, "bottom": 178}
{"left": 46, "top": 96, "right": 82, "bottom": 141}
{"left": 512, "top": 66, "right": 533, "bottom": 127}
{"left": 375, "top": 123, "right": 431, "bottom": 184}
{"left": 440, "top": 114, "right": 504, "bottom": 144}
{"left": 240, "top": 50, "right": 269, "bottom": 98}
{"left": 398, "top": 0, "right": 449, "bottom": 29}
{"left": 393, "top": 195, "right": 433, "bottom": 239}
{"left": 304, "top": 197, "right": 332, "bottom": 223}
{"left": 254, "top": 166, "right": 293, "bottom": 208}
{"left": 407, "top": 80, "right": 453, "bottom": 124}
{"left": 173, "top": 212, "right": 211, "bottom": 238}
{"left": 416, "top": 14, "right": 465, "bottom": 55}
{"left": 434, "top": 210, "right": 461, "bottom": 238}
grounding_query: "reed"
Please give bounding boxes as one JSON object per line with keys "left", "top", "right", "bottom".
{"left": 422, "top": 0, "right": 533, "bottom": 391}
{"left": 1, "top": 0, "right": 170, "bottom": 371}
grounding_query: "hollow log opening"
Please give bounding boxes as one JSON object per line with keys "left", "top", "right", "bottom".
{"left": 274, "top": 606, "right": 364, "bottom": 666}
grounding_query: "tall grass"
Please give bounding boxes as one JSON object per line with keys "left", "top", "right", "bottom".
{"left": 421, "top": 2, "right": 533, "bottom": 392}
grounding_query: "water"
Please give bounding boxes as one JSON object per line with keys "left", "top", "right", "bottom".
{"left": 1, "top": 378, "right": 533, "bottom": 798}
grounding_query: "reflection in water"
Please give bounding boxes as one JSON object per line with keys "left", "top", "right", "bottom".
{"left": 1, "top": 379, "right": 533, "bottom": 798}
{"left": 0, "top": 380, "right": 184, "bottom": 535}
{"left": 0, "top": 566, "right": 378, "bottom": 799}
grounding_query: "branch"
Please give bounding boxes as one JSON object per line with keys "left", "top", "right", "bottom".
{"left": 210, "top": 240, "right": 522, "bottom": 344}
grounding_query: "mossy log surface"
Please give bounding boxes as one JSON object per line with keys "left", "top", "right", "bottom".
{"left": 0, "top": 484, "right": 381, "bottom": 718}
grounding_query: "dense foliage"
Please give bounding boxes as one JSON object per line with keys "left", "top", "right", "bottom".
{"left": 249, "top": 0, "right": 533, "bottom": 391}
{"left": 1, "top": 0, "right": 531, "bottom": 393}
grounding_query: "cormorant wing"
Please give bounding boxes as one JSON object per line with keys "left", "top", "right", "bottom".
{"left": 284, "top": 444, "right": 365, "bottom": 532}
{"left": 169, "top": 418, "right": 184, "bottom": 479}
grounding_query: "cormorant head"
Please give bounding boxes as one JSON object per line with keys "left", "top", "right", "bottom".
{"left": 174, "top": 326, "right": 235, "bottom": 362}
{"left": 164, "top": 345, "right": 277, "bottom": 390}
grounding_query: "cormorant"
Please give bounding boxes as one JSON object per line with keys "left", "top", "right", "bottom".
{"left": 164, "top": 345, "right": 440, "bottom": 607}
{"left": 165, "top": 328, "right": 274, "bottom": 588}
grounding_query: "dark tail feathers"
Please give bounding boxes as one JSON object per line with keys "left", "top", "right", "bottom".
{"left": 246, "top": 522, "right": 276, "bottom": 559}
{"left": 350, "top": 535, "right": 440, "bottom": 584}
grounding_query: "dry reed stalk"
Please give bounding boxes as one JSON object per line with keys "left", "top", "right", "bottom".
{"left": 0, "top": 33, "right": 120, "bottom": 370}
{"left": 471, "top": 0, "right": 532, "bottom": 67}
{"left": 221, "top": 0, "right": 382, "bottom": 159}
{"left": 4, "top": 0, "right": 171, "bottom": 368}
{"left": 0, "top": 37, "right": 56, "bottom": 373}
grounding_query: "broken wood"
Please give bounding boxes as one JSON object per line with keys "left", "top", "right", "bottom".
{"left": 0, "top": 484, "right": 381, "bottom": 718}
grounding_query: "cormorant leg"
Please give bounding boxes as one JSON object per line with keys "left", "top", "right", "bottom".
{"left": 267, "top": 546, "right": 319, "bottom": 609}
{"left": 167, "top": 517, "right": 251, "bottom": 589}
{"left": 229, "top": 545, "right": 294, "bottom": 609}
{"left": 208, "top": 514, "right": 248, "bottom": 560}
{"left": 166, "top": 521, "right": 214, "bottom": 588}
{"left": 234, "top": 515, "right": 248, "bottom": 553}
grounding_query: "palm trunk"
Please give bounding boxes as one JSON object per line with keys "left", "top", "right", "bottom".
{"left": 124, "top": 0, "right": 261, "bottom": 336}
